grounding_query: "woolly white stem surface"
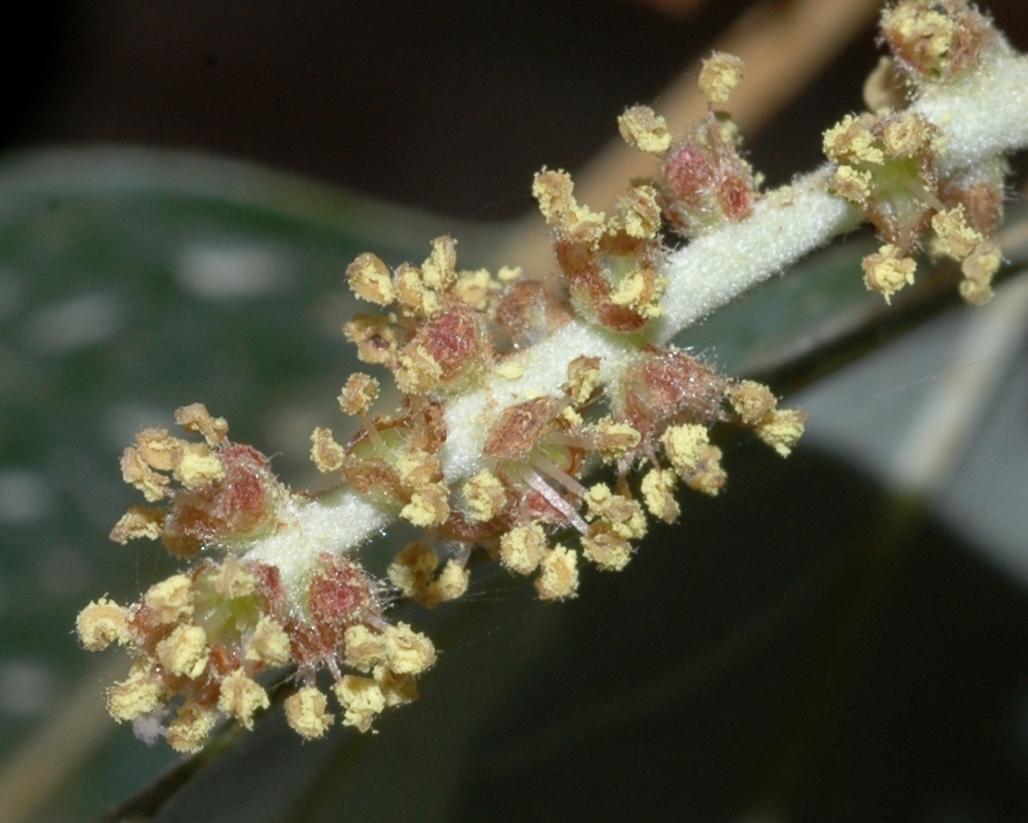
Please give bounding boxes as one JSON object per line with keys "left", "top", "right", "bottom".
{"left": 243, "top": 48, "right": 1028, "bottom": 582}
{"left": 913, "top": 48, "right": 1028, "bottom": 176}
{"left": 244, "top": 486, "right": 391, "bottom": 591}
{"left": 653, "top": 173, "right": 859, "bottom": 342}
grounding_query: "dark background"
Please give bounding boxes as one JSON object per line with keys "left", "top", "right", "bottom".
{"left": 3, "top": 2, "right": 1028, "bottom": 821}
{"left": 9, "top": 0, "right": 1026, "bottom": 220}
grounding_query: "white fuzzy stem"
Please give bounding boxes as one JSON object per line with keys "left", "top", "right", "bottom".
{"left": 652, "top": 171, "right": 860, "bottom": 342}
{"left": 244, "top": 48, "right": 1028, "bottom": 583}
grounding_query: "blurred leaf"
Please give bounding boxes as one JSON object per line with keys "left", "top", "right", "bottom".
{"left": 0, "top": 146, "right": 502, "bottom": 822}
{"left": 0, "top": 146, "right": 1022, "bottom": 822}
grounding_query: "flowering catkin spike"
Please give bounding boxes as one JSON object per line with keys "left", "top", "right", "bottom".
{"left": 83, "top": 0, "right": 1028, "bottom": 749}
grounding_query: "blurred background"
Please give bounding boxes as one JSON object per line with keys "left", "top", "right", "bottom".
{"left": 1, "top": 0, "right": 1028, "bottom": 821}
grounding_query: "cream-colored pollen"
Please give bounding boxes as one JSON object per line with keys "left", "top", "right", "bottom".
{"left": 245, "top": 614, "right": 292, "bottom": 667}
{"left": 495, "top": 360, "right": 524, "bottom": 380}
{"left": 166, "top": 704, "right": 219, "bottom": 754}
{"left": 209, "top": 557, "right": 257, "bottom": 599}
{"left": 399, "top": 482, "right": 450, "bottom": 527}
{"left": 421, "top": 236, "right": 457, "bottom": 292}
{"left": 344, "top": 625, "right": 389, "bottom": 672}
{"left": 534, "top": 545, "right": 579, "bottom": 600}
{"left": 560, "top": 202, "right": 607, "bottom": 248}
{"left": 334, "top": 676, "right": 386, "bottom": 733}
{"left": 661, "top": 424, "right": 709, "bottom": 475}
{"left": 959, "top": 240, "right": 1002, "bottom": 305}
{"left": 394, "top": 264, "right": 441, "bottom": 316}
{"left": 562, "top": 406, "right": 583, "bottom": 427}
{"left": 395, "top": 344, "right": 444, "bottom": 395}
{"left": 499, "top": 524, "right": 547, "bottom": 575}
{"left": 374, "top": 665, "right": 419, "bottom": 707}
{"left": 144, "top": 575, "right": 194, "bottom": 623}
{"left": 756, "top": 408, "right": 808, "bottom": 457}
{"left": 455, "top": 268, "right": 494, "bottom": 311}
{"left": 338, "top": 373, "right": 380, "bottom": 417}
{"left": 616, "top": 185, "right": 662, "bottom": 240}
{"left": 532, "top": 169, "right": 575, "bottom": 221}
{"left": 106, "top": 662, "right": 162, "bottom": 722}
{"left": 120, "top": 446, "right": 169, "bottom": 502}
{"left": 881, "top": 112, "right": 933, "bottom": 157}
{"left": 829, "top": 165, "right": 874, "bottom": 206}
{"left": 418, "top": 559, "right": 470, "bottom": 608}
{"left": 609, "top": 269, "right": 666, "bottom": 318}
{"left": 581, "top": 531, "right": 632, "bottom": 572}
{"left": 156, "top": 624, "right": 209, "bottom": 679}
{"left": 640, "top": 468, "right": 680, "bottom": 523}
{"left": 343, "top": 315, "right": 399, "bottom": 365}
{"left": 564, "top": 356, "right": 602, "bottom": 405}
{"left": 109, "top": 505, "right": 164, "bottom": 544}
{"left": 685, "top": 445, "right": 727, "bottom": 496}
{"left": 617, "top": 105, "right": 672, "bottom": 154}
{"left": 387, "top": 542, "right": 439, "bottom": 598}
{"left": 463, "top": 470, "right": 507, "bottom": 522}
{"left": 396, "top": 450, "right": 441, "bottom": 489}
{"left": 347, "top": 252, "right": 395, "bottom": 306}
{"left": 218, "top": 669, "right": 270, "bottom": 730}
{"left": 310, "top": 427, "right": 346, "bottom": 474}
{"left": 931, "top": 206, "right": 983, "bottom": 260}
{"left": 591, "top": 418, "right": 641, "bottom": 462}
{"left": 284, "top": 686, "right": 335, "bottom": 739}
{"left": 175, "top": 443, "right": 225, "bottom": 489}
{"left": 727, "top": 380, "right": 777, "bottom": 426}
{"left": 497, "top": 265, "right": 522, "bottom": 283}
{"left": 861, "top": 244, "right": 916, "bottom": 304}
{"left": 885, "top": 5, "right": 955, "bottom": 60}
{"left": 135, "top": 428, "right": 180, "bottom": 472}
{"left": 384, "top": 623, "right": 437, "bottom": 675}
{"left": 76, "top": 598, "right": 132, "bottom": 651}
{"left": 823, "top": 114, "right": 884, "bottom": 165}
{"left": 584, "top": 484, "right": 647, "bottom": 539}
{"left": 698, "top": 51, "right": 745, "bottom": 104}
{"left": 174, "top": 403, "right": 229, "bottom": 447}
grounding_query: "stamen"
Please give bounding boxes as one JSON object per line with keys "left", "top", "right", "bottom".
{"left": 518, "top": 466, "right": 591, "bottom": 535}
{"left": 531, "top": 454, "right": 589, "bottom": 499}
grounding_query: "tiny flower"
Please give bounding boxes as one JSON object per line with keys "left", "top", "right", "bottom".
{"left": 640, "top": 468, "right": 680, "bottom": 524}
{"left": 347, "top": 252, "right": 395, "bottom": 306}
{"left": 334, "top": 676, "right": 386, "bottom": 732}
{"left": 417, "top": 559, "right": 470, "bottom": 609}
{"left": 383, "top": 623, "right": 436, "bottom": 675}
{"left": 617, "top": 105, "right": 672, "bottom": 154}
{"left": 310, "top": 427, "right": 346, "bottom": 473}
{"left": 338, "top": 373, "right": 381, "bottom": 416}
{"left": 218, "top": 669, "right": 270, "bottom": 730}
{"left": 166, "top": 704, "right": 219, "bottom": 754}
{"left": 499, "top": 524, "right": 548, "bottom": 576}
{"left": 155, "top": 624, "right": 209, "bottom": 679}
{"left": 285, "top": 686, "right": 335, "bottom": 739}
{"left": 862, "top": 244, "right": 916, "bottom": 304}
{"left": 534, "top": 546, "right": 580, "bottom": 600}
{"left": 107, "top": 662, "right": 163, "bottom": 723}
{"left": 109, "top": 505, "right": 164, "bottom": 544}
{"left": 462, "top": 470, "right": 507, "bottom": 523}
{"left": 76, "top": 598, "right": 132, "bottom": 651}
{"left": 144, "top": 575, "right": 194, "bottom": 624}
{"left": 698, "top": 51, "right": 745, "bottom": 105}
